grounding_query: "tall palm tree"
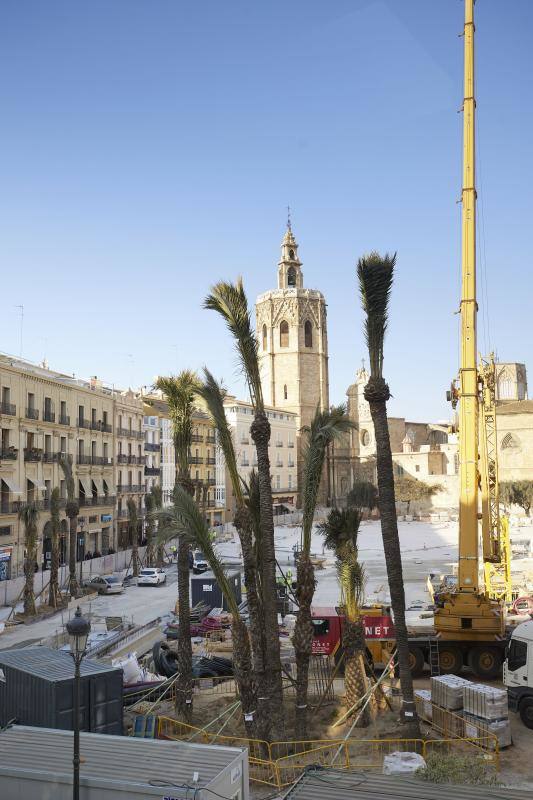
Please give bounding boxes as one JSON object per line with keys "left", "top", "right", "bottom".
{"left": 319, "top": 507, "right": 372, "bottom": 723}
{"left": 127, "top": 498, "right": 139, "bottom": 576}
{"left": 144, "top": 487, "right": 161, "bottom": 567}
{"left": 293, "top": 405, "right": 353, "bottom": 739}
{"left": 357, "top": 251, "right": 419, "bottom": 733}
{"left": 197, "top": 369, "right": 267, "bottom": 738}
{"left": 149, "top": 484, "right": 165, "bottom": 566}
{"left": 59, "top": 454, "right": 79, "bottom": 597}
{"left": 48, "top": 488, "right": 62, "bottom": 608}
{"left": 156, "top": 485, "right": 257, "bottom": 738}
{"left": 155, "top": 371, "right": 198, "bottom": 723}
{"left": 18, "top": 502, "right": 39, "bottom": 616}
{"left": 204, "top": 280, "right": 284, "bottom": 737}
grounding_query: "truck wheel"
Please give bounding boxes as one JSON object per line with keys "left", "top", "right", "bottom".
{"left": 408, "top": 647, "right": 425, "bottom": 676}
{"left": 438, "top": 646, "right": 463, "bottom": 674}
{"left": 468, "top": 646, "right": 501, "bottom": 679}
{"left": 520, "top": 698, "right": 533, "bottom": 730}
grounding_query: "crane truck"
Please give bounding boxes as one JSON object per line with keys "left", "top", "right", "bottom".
{"left": 311, "top": 0, "right": 515, "bottom": 680}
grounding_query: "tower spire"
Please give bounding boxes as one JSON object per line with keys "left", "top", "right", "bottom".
{"left": 287, "top": 204, "right": 292, "bottom": 232}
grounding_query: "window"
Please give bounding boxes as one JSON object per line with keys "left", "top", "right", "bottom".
{"left": 60, "top": 480, "right": 66, "bottom": 499}
{"left": 91, "top": 441, "right": 96, "bottom": 458}
{"left": 44, "top": 435, "right": 51, "bottom": 454}
{"left": 262, "top": 324, "right": 267, "bottom": 350}
{"left": 103, "top": 442, "right": 108, "bottom": 459}
{"left": 44, "top": 397, "right": 52, "bottom": 420}
{"left": 304, "top": 320, "right": 313, "bottom": 348}
{"left": 60, "top": 400, "right": 67, "bottom": 420}
{"left": 507, "top": 639, "right": 527, "bottom": 672}
{"left": 288, "top": 474, "right": 292, "bottom": 489}
{"left": 276, "top": 475, "right": 280, "bottom": 489}
{"left": 78, "top": 405, "right": 84, "bottom": 424}
{"left": 361, "top": 429, "right": 370, "bottom": 446}
{"left": 287, "top": 265, "right": 296, "bottom": 286}
{"left": 78, "top": 439, "right": 84, "bottom": 456}
{"left": 312, "top": 618, "right": 330, "bottom": 636}
{"left": 284, "top": 384, "right": 288, "bottom": 400}
{"left": 27, "top": 392, "right": 35, "bottom": 410}
{"left": 280, "top": 320, "right": 289, "bottom": 348}
{"left": 415, "top": 464, "right": 420, "bottom": 473}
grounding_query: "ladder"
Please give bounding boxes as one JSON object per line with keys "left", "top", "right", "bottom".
{"left": 428, "top": 638, "right": 440, "bottom": 677}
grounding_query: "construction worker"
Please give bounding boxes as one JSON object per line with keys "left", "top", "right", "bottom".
{"left": 285, "top": 568, "right": 293, "bottom": 590}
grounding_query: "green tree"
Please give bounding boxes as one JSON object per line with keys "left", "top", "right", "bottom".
{"left": 156, "top": 485, "right": 256, "bottom": 737}
{"left": 48, "top": 488, "right": 62, "bottom": 608}
{"left": 155, "top": 371, "right": 198, "bottom": 723}
{"left": 205, "top": 279, "right": 284, "bottom": 738}
{"left": 357, "top": 251, "right": 419, "bottom": 734}
{"left": 18, "top": 502, "right": 39, "bottom": 616}
{"left": 197, "top": 369, "right": 265, "bottom": 738}
{"left": 293, "top": 405, "right": 353, "bottom": 739}
{"left": 319, "top": 507, "right": 371, "bottom": 720}
{"left": 394, "top": 475, "right": 440, "bottom": 515}
{"left": 59, "top": 454, "right": 79, "bottom": 597}
{"left": 347, "top": 481, "right": 378, "bottom": 515}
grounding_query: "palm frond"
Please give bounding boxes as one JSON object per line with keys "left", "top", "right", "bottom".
{"left": 301, "top": 404, "right": 354, "bottom": 553}
{"left": 347, "top": 481, "right": 378, "bottom": 512}
{"left": 18, "top": 501, "right": 39, "bottom": 529}
{"left": 127, "top": 498, "right": 138, "bottom": 530}
{"left": 151, "top": 484, "right": 163, "bottom": 509}
{"left": 155, "top": 371, "right": 199, "bottom": 481}
{"left": 197, "top": 369, "right": 243, "bottom": 506}
{"left": 318, "top": 507, "right": 362, "bottom": 554}
{"left": 204, "top": 279, "right": 263, "bottom": 411}
{"left": 357, "top": 251, "right": 396, "bottom": 378}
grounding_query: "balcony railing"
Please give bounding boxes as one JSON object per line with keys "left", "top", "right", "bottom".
{"left": 207, "top": 478, "right": 216, "bottom": 486}
{"left": 117, "top": 484, "right": 143, "bottom": 494}
{"left": 189, "top": 456, "right": 204, "bottom": 465}
{"left": 207, "top": 499, "right": 216, "bottom": 508}
{"left": 77, "top": 418, "right": 91, "bottom": 429}
{"left": 206, "top": 435, "right": 216, "bottom": 444}
{"left": 276, "top": 441, "right": 283, "bottom": 447}
{"left": 240, "top": 438, "right": 249, "bottom": 445}
{"left": 191, "top": 434, "right": 204, "bottom": 443}
{"left": 206, "top": 457, "right": 216, "bottom": 465}
{"left": 76, "top": 454, "right": 92, "bottom": 465}
{"left": 117, "top": 454, "right": 144, "bottom": 465}
{"left": 91, "top": 456, "right": 114, "bottom": 466}
{"left": 276, "top": 462, "right": 283, "bottom": 468}
{"left": 79, "top": 495, "right": 116, "bottom": 507}
{"left": 24, "top": 448, "right": 42, "bottom": 462}
{"left": 101, "top": 423, "right": 112, "bottom": 433}
{"left": 25, "top": 408, "right": 39, "bottom": 420}
{"left": 272, "top": 486, "right": 296, "bottom": 493}
{"left": 287, "top": 442, "right": 295, "bottom": 448}
{"left": 42, "top": 452, "right": 58, "bottom": 463}
{"left": 43, "top": 410, "right": 55, "bottom": 423}
{"left": 0, "top": 402, "right": 16, "bottom": 416}
{"left": 58, "top": 414, "right": 70, "bottom": 426}
{"left": 144, "top": 442, "right": 161, "bottom": 452}
{"left": 241, "top": 460, "right": 250, "bottom": 467}
{"left": 0, "top": 448, "right": 18, "bottom": 460}
{"left": 145, "top": 466, "right": 161, "bottom": 476}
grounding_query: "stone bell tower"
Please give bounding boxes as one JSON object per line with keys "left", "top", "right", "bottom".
{"left": 256, "top": 223, "right": 330, "bottom": 502}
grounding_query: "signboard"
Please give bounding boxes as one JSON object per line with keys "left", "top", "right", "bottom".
{"left": 0, "top": 547, "right": 12, "bottom": 562}
{"left": 101, "top": 514, "right": 112, "bottom": 522}
{"left": 362, "top": 615, "right": 395, "bottom": 639}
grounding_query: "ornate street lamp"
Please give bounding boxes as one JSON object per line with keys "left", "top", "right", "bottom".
{"left": 66, "top": 606, "right": 91, "bottom": 800}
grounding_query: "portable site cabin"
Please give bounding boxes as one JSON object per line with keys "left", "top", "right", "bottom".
{"left": 190, "top": 569, "right": 242, "bottom": 611}
{"left": 0, "top": 725, "right": 249, "bottom": 800}
{"left": 0, "top": 646, "right": 123, "bottom": 734}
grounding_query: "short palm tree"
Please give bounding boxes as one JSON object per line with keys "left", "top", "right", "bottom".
{"left": 357, "top": 251, "right": 418, "bottom": 733}
{"left": 347, "top": 481, "right": 378, "bottom": 516}
{"left": 59, "top": 454, "right": 79, "bottom": 597}
{"left": 156, "top": 485, "right": 256, "bottom": 738}
{"left": 197, "top": 369, "right": 266, "bottom": 738}
{"left": 293, "top": 405, "right": 353, "bottom": 739}
{"left": 320, "top": 507, "right": 372, "bottom": 722}
{"left": 18, "top": 502, "right": 39, "bottom": 616}
{"left": 127, "top": 498, "right": 139, "bottom": 576}
{"left": 48, "top": 488, "right": 62, "bottom": 608}
{"left": 204, "top": 280, "right": 284, "bottom": 738}
{"left": 155, "top": 370, "right": 198, "bottom": 722}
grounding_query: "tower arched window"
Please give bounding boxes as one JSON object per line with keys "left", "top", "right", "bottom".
{"left": 280, "top": 320, "right": 289, "bottom": 348}
{"left": 289, "top": 249, "right": 295, "bottom": 260}
{"left": 304, "top": 320, "right": 313, "bottom": 348}
{"left": 284, "top": 384, "right": 288, "bottom": 400}
{"left": 287, "top": 266, "right": 296, "bottom": 287}
{"left": 262, "top": 324, "right": 267, "bottom": 350}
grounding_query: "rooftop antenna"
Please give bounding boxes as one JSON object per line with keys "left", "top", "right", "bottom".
{"left": 14, "top": 305, "right": 24, "bottom": 358}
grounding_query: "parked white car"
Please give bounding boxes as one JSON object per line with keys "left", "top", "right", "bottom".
{"left": 137, "top": 568, "right": 167, "bottom": 586}
{"left": 82, "top": 575, "right": 124, "bottom": 595}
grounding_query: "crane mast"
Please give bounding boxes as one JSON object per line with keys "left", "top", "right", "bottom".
{"left": 434, "top": 0, "right": 504, "bottom": 643}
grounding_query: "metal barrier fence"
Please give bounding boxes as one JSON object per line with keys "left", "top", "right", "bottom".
{"left": 156, "top": 716, "right": 499, "bottom": 789}
{"left": 414, "top": 695, "right": 501, "bottom": 758}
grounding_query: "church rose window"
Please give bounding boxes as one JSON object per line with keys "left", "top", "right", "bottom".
{"left": 280, "top": 320, "right": 289, "bottom": 347}
{"left": 287, "top": 266, "right": 296, "bottom": 287}
{"left": 304, "top": 320, "right": 312, "bottom": 348}
{"left": 262, "top": 324, "right": 267, "bottom": 350}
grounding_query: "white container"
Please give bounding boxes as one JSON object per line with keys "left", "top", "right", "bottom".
{"left": 383, "top": 751, "right": 426, "bottom": 775}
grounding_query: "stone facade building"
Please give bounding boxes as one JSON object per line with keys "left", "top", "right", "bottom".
{"left": 256, "top": 225, "right": 329, "bottom": 500}
{"left": 114, "top": 391, "right": 146, "bottom": 550}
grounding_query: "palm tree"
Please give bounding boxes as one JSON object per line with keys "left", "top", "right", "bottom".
{"left": 149, "top": 484, "right": 165, "bottom": 566}
{"left": 155, "top": 371, "right": 198, "bottom": 723}
{"left": 357, "top": 251, "right": 419, "bottom": 733}
{"left": 347, "top": 481, "right": 378, "bottom": 517}
{"left": 18, "top": 502, "right": 39, "bottom": 616}
{"left": 59, "top": 454, "right": 79, "bottom": 597}
{"left": 48, "top": 488, "right": 62, "bottom": 608}
{"left": 293, "top": 405, "right": 353, "bottom": 739}
{"left": 197, "top": 369, "right": 267, "bottom": 738}
{"left": 156, "top": 485, "right": 256, "bottom": 738}
{"left": 204, "top": 279, "right": 284, "bottom": 737}
{"left": 319, "top": 507, "right": 372, "bottom": 722}
{"left": 127, "top": 498, "right": 139, "bottom": 576}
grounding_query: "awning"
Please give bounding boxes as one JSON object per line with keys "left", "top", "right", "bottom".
{"left": 92, "top": 477, "right": 104, "bottom": 496}
{"left": 0, "top": 476, "right": 22, "bottom": 495}
{"left": 79, "top": 476, "right": 93, "bottom": 496}
{"left": 28, "top": 477, "right": 46, "bottom": 491}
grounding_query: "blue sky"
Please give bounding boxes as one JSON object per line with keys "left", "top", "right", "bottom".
{"left": 1, "top": 1, "right": 532, "bottom": 421}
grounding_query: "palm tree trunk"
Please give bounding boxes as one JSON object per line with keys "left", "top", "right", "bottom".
{"left": 233, "top": 505, "right": 268, "bottom": 739}
{"left": 48, "top": 532, "right": 60, "bottom": 608}
{"left": 68, "top": 515, "right": 79, "bottom": 597}
{"left": 232, "top": 616, "right": 257, "bottom": 739}
{"left": 343, "top": 619, "right": 373, "bottom": 726}
{"left": 250, "top": 412, "right": 284, "bottom": 739}
{"left": 293, "top": 553, "right": 315, "bottom": 739}
{"left": 132, "top": 527, "right": 139, "bottom": 577}
{"left": 176, "top": 535, "right": 193, "bottom": 722}
{"left": 23, "top": 545, "right": 37, "bottom": 616}
{"left": 366, "top": 382, "right": 419, "bottom": 735}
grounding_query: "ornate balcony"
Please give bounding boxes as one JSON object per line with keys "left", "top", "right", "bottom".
{"left": 24, "top": 448, "right": 42, "bottom": 462}
{"left": 58, "top": 414, "right": 70, "bottom": 426}
{"left": 25, "top": 408, "right": 39, "bottom": 420}
{"left": 0, "top": 402, "right": 16, "bottom": 416}
{"left": 189, "top": 456, "right": 204, "bottom": 465}
{"left": 0, "top": 447, "right": 18, "bottom": 461}
{"left": 145, "top": 466, "right": 161, "bottom": 476}
{"left": 144, "top": 442, "right": 161, "bottom": 452}
{"left": 43, "top": 410, "right": 55, "bottom": 423}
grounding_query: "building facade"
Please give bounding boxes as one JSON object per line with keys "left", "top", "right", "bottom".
{"left": 114, "top": 391, "right": 146, "bottom": 550}
{"left": 256, "top": 225, "right": 329, "bottom": 501}
{"left": 143, "top": 407, "right": 161, "bottom": 496}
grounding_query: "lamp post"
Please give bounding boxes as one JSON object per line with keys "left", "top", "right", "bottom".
{"left": 78, "top": 520, "right": 85, "bottom": 588}
{"left": 66, "top": 606, "right": 91, "bottom": 800}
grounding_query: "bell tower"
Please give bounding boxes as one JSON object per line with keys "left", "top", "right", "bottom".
{"left": 277, "top": 226, "right": 304, "bottom": 289}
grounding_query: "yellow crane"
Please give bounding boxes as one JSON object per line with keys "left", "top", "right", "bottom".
{"left": 433, "top": 0, "right": 506, "bottom": 677}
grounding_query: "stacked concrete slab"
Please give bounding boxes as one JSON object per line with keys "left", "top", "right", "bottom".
{"left": 463, "top": 684, "right": 511, "bottom": 749}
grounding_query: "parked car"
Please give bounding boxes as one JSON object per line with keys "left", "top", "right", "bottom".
{"left": 192, "top": 551, "right": 209, "bottom": 574}
{"left": 82, "top": 575, "right": 124, "bottom": 595}
{"left": 137, "top": 567, "right": 167, "bottom": 586}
